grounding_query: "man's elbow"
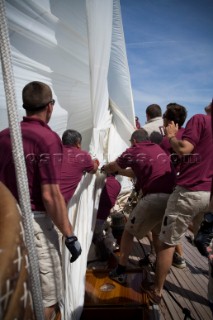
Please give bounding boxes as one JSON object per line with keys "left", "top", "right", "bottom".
{"left": 178, "top": 147, "right": 194, "bottom": 156}
{"left": 178, "top": 140, "right": 194, "bottom": 156}
{"left": 42, "top": 184, "right": 61, "bottom": 204}
{"left": 176, "top": 148, "right": 186, "bottom": 156}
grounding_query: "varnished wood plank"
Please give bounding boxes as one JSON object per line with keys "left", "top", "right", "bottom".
{"left": 82, "top": 268, "right": 150, "bottom": 320}
{"left": 84, "top": 230, "right": 212, "bottom": 320}
{"left": 84, "top": 269, "right": 148, "bottom": 306}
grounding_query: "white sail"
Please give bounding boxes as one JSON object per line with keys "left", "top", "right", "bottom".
{"left": 0, "top": 1, "right": 135, "bottom": 319}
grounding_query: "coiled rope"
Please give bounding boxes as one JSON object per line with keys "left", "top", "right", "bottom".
{"left": 0, "top": 0, "right": 44, "bottom": 319}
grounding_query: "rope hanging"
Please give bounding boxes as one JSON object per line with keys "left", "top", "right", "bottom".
{"left": 0, "top": 0, "right": 44, "bottom": 319}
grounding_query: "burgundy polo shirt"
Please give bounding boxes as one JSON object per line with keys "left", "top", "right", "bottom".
{"left": 96, "top": 175, "right": 121, "bottom": 220}
{"left": 60, "top": 145, "right": 95, "bottom": 203}
{"left": 176, "top": 114, "right": 213, "bottom": 191}
{"left": 0, "top": 117, "right": 63, "bottom": 211}
{"left": 116, "top": 141, "right": 175, "bottom": 195}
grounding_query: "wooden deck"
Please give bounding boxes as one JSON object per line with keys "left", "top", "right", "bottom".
{"left": 83, "top": 231, "right": 212, "bottom": 320}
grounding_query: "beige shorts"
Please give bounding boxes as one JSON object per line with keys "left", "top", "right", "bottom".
{"left": 33, "top": 213, "right": 62, "bottom": 307}
{"left": 125, "top": 193, "right": 170, "bottom": 239}
{"left": 159, "top": 186, "right": 211, "bottom": 246}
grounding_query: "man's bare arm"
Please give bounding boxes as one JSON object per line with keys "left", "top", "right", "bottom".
{"left": 165, "top": 121, "right": 194, "bottom": 155}
{"left": 117, "top": 167, "right": 135, "bottom": 178}
{"left": 103, "top": 161, "right": 135, "bottom": 178}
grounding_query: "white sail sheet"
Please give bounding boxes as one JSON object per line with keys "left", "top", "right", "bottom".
{"left": 1, "top": 0, "right": 135, "bottom": 319}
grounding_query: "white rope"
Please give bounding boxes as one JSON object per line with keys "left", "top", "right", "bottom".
{"left": 0, "top": 0, "right": 44, "bottom": 319}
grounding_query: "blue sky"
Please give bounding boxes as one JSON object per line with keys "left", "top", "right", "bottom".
{"left": 120, "top": 0, "right": 213, "bottom": 126}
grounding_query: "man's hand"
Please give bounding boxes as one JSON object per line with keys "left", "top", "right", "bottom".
{"left": 93, "top": 158, "right": 100, "bottom": 166}
{"left": 102, "top": 161, "right": 120, "bottom": 174}
{"left": 163, "top": 121, "right": 194, "bottom": 155}
{"left": 65, "top": 235, "right": 82, "bottom": 263}
{"left": 164, "top": 121, "right": 179, "bottom": 139}
{"left": 90, "top": 158, "right": 100, "bottom": 173}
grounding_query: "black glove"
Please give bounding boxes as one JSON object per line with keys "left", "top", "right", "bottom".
{"left": 65, "top": 235, "right": 82, "bottom": 263}
{"left": 194, "top": 212, "right": 213, "bottom": 257}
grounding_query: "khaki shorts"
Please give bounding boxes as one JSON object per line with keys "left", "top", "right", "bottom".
{"left": 159, "top": 186, "right": 211, "bottom": 246}
{"left": 33, "top": 213, "right": 62, "bottom": 307}
{"left": 125, "top": 193, "right": 170, "bottom": 239}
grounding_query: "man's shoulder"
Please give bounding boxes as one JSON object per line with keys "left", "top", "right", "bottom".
{"left": 22, "top": 122, "right": 62, "bottom": 151}
{"left": 142, "top": 117, "right": 163, "bottom": 133}
{"left": 0, "top": 127, "right": 10, "bottom": 136}
{"left": 64, "top": 147, "right": 90, "bottom": 156}
{"left": 145, "top": 117, "right": 163, "bottom": 124}
{"left": 189, "top": 113, "right": 209, "bottom": 122}
{"left": 80, "top": 149, "right": 90, "bottom": 155}
{"left": 185, "top": 113, "right": 211, "bottom": 129}
{"left": 63, "top": 147, "right": 93, "bottom": 166}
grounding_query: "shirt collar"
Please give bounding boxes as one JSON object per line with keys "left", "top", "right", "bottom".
{"left": 146, "top": 116, "right": 162, "bottom": 124}
{"left": 22, "top": 116, "right": 50, "bottom": 129}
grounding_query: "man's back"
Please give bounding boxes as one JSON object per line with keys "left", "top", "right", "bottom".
{"left": 0, "top": 81, "right": 80, "bottom": 319}
{"left": 116, "top": 141, "right": 175, "bottom": 195}
{"left": 0, "top": 117, "right": 62, "bottom": 210}
{"left": 177, "top": 114, "right": 213, "bottom": 191}
{"left": 60, "top": 145, "right": 95, "bottom": 203}
{"left": 143, "top": 103, "right": 164, "bottom": 136}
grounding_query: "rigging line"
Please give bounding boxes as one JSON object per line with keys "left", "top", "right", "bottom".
{"left": 0, "top": 0, "right": 44, "bottom": 318}
{"left": 137, "top": 238, "right": 195, "bottom": 320}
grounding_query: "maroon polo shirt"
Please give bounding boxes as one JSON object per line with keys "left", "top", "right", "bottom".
{"left": 0, "top": 117, "right": 63, "bottom": 211}
{"left": 116, "top": 141, "right": 175, "bottom": 195}
{"left": 96, "top": 175, "right": 121, "bottom": 220}
{"left": 176, "top": 114, "right": 213, "bottom": 191}
{"left": 160, "top": 127, "right": 185, "bottom": 172}
{"left": 60, "top": 145, "right": 95, "bottom": 203}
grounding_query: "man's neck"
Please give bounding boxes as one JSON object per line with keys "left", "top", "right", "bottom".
{"left": 26, "top": 113, "right": 47, "bottom": 123}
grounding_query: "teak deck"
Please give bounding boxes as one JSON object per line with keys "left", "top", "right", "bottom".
{"left": 82, "top": 231, "right": 212, "bottom": 320}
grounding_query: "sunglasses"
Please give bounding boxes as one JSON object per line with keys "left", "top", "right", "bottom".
{"left": 48, "top": 99, "right": 55, "bottom": 106}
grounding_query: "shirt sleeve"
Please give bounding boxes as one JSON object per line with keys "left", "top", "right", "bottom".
{"left": 116, "top": 148, "right": 134, "bottom": 169}
{"left": 182, "top": 115, "right": 205, "bottom": 147}
{"left": 80, "top": 151, "right": 95, "bottom": 173}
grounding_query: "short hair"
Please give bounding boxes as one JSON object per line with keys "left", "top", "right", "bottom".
{"left": 62, "top": 129, "right": 82, "bottom": 146}
{"left": 149, "top": 131, "right": 163, "bottom": 144}
{"left": 163, "top": 103, "right": 187, "bottom": 127}
{"left": 130, "top": 129, "right": 149, "bottom": 142}
{"left": 22, "top": 81, "right": 52, "bottom": 111}
{"left": 146, "top": 104, "right": 162, "bottom": 118}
